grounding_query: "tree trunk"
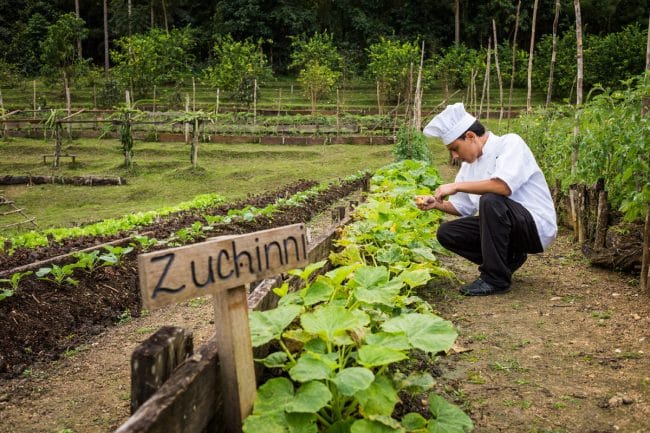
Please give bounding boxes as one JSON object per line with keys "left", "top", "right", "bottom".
{"left": 75, "top": 0, "right": 82, "bottom": 58}
{"left": 454, "top": 0, "right": 460, "bottom": 46}
{"left": 492, "top": 20, "right": 504, "bottom": 125}
{"left": 526, "top": 0, "right": 539, "bottom": 113}
{"left": 546, "top": 0, "right": 561, "bottom": 107}
{"left": 161, "top": 0, "right": 169, "bottom": 33}
{"left": 507, "top": 0, "right": 521, "bottom": 129}
{"left": 412, "top": 41, "right": 425, "bottom": 130}
{"left": 573, "top": 0, "right": 584, "bottom": 175}
{"left": 103, "top": 0, "right": 109, "bottom": 78}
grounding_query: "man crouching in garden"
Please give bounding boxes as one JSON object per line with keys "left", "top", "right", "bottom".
{"left": 416, "top": 103, "right": 557, "bottom": 296}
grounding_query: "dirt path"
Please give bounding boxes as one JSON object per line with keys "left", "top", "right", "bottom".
{"left": 426, "top": 229, "right": 650, "bottom": 433}
{"left": 1, "top": 212, "right": 649, "bottom": 433}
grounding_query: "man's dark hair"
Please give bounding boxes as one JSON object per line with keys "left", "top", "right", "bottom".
{"left": 458, "top": 120, "right": 486, "bottom": 140}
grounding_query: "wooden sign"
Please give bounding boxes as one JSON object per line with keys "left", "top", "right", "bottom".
{"left": 138, "top": 223, "right": 308, "bottom": 309}
{"left": 137, "top": 223, "right": 309, "bottom": 432}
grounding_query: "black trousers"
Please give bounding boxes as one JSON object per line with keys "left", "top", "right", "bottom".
{"left": 437, "top": 193, "right": 543, "bottom": 288}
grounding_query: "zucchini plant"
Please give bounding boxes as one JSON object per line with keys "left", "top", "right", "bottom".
{"left": 244, "top": 160, "right": 472, "bottom": 433}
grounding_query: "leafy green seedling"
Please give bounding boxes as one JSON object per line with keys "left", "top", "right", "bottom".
{"left": 99, "top": 245, "right": 134, "bottom": 266}
{"left": 72, "top": 250, "right": 101, "bottom": 273}
{"left": 36, "top": 264, "right": 78, "bottom": 286}
{"left": 130, "top": 235, "right": 158, "bottom": 252}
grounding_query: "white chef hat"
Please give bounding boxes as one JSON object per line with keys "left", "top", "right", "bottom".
{"left": 423, "top": 102, "right": 476, "bottom": 145}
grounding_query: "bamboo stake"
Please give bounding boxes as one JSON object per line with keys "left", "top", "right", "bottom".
{"left": 507, "top": 0, "right": 521, "bottom": 130}
{"left": 33, "top": 80, "right": 36, "bottom": 120}
{"left": 642, "top": 204, "right": 650, "bottom": 290}
{"left": 492, "top": 20, "right": 504, "bottom": 125}
{"left": 526, "top": 0, "right": 539, "bottom": 113}
{"left": 185, "top": 94, "right": 190, "bottom": 145}
{"left": 215, "top": 88, "right": 220, "bottom": 115}
{"left": 593, "top": 190, "right": 608, "bottom": 250}
{"left": 192, "top": 77, "right": 196, "bottom": 112}
{"left": 336, "top": 88, "right": 340, "bottom": 135}
{"left": 253, "top": 78, "right": 257, "bottom": 126}
{"left": 376, "top": 81, "right": 382, "bottom": 116}
{"left": 479, "top": 38, "right": 491, "bottom": 119}
{"left": 573, "top": 0, "right": 584, "bottom": 175}
{"left": 546, "top": 0, "right": 561, "bottom": 107}
{"left": 0, "top": 90, "right": 6, "bottom": 138}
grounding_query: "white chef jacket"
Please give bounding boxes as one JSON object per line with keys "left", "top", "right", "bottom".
{"left": 449, "top": 132, "right": 558, "bottom": 249}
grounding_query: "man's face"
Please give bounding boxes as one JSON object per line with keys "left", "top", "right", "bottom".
{"left": 447, "top": 131, "right": 482, "bottom": 163}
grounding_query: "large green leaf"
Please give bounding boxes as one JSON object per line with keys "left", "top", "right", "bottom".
{"left": 285, "top": 381, "right": 332, "bottom": 413}
{"left": 427, "top": 393, "right": 474, "bottom": 433}
{"left": 410, "top": 248, "right": 437, "bottom": 263}
{"left": 250, "top": 304, "right": 302, "bottom": 347}
{"left": 350, "top": 419, "right": 402, "bottom": 433}
{"left": 355, "top": 374, "right": 399, "bottom": 416}
{"left": 301, "top": 305, "right": 369, "bottom": 344}
{"left": 243, "top": 412, "right": 288, "bottom": 433}
{"left": 357, "top": 345, "right": 408, "bottom": 367}
{"left": 289, "top": 352, "right": 336, "bottom": 382}
{"left": 397, "top": 269, "right": 431, "bottom": 289}
{"left": 253, "top": 377, "right": 294, "bottom": 414}
{"left": 351, "top": 266, "right": 389, "bottom": 289}
{"left": 365, "top": 332, "right": 411, "bottom": 350}
{"left": 353, "top": 278, "right": 403, "bottom": 307}
{"left": 382, "top": 313, "right": 457, "bottom": 354}
{"left": 257, "top": 351, "right": 289, "bottom": 368}
{"left": 332, "top": 367, "right": 375, "bottom": 396}
{"left": 325, "top": 264, "right": 361, "bottom": 285}
{"left": 401, "top": 413, "right": 427, "bottom": 431}
{"left": 303, "top": 276, "right": 335, "bottom": 306}
{"left": 286, "top": 412, "right": 318, "bottom": 433}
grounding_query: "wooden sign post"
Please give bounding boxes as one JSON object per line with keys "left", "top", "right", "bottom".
{"left": 138, "top": 223, "right": 309, "bottom": 432}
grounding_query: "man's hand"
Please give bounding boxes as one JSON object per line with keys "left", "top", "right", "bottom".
{"left": 415, "top": 195, "right": 439, "bottom": 210}
{"left": 433, "top": 183, "right": 457, "bottom": 203}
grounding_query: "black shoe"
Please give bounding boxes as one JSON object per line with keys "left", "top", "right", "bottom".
{"left": 508, "top": 253, "right": 528, "bottom": 273}
{"left": 459, "top": 278, "right": 511, "bottom": 296}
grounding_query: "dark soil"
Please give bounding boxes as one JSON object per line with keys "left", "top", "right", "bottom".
{"left": 0, "top": 176, "right": 367, "bottom": 379}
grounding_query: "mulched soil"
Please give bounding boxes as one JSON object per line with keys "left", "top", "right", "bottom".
{"left": 0, "top": 176, "right": 367, "bottom": 379}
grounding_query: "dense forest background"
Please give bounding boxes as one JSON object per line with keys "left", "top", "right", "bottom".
{"left": 1, "top": 0, "right": 648, "bottom": 74}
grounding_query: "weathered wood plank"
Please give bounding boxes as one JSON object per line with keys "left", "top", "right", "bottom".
{"left": 130, "top": 326, "right": 194, "bottom": 414}
{"left": 116, "top": 337, "right": 224, "bottom": 433}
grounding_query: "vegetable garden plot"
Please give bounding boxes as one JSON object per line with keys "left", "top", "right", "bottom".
{"left": 0, "top": 175, "right": 367, "bottom": 379}
{"left": 242, "top": 160, "right": 472, "bottom": 432}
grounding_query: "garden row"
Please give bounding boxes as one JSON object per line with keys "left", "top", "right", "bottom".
{"left": 242, "top": 159, "right": 472, "bottom": 432}
{"left": 117, "top": 159, "right": 472, "bottom": 433}
{"left": 0, "top": 173, "right": 368, "bottom": 378}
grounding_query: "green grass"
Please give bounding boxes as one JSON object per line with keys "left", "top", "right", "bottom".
{"left": 0, "top": 136, "right": 395, "bottom": 232}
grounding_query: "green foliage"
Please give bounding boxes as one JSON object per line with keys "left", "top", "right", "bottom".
{"left": 111, "top": 27, "right": 195, "bottom": 99}
{"left": 534, "top": 25, "right": 647, "bottom": 99}
{"left": 366, "top": 37, "right": 421, "bottom": 103}
{"left": 290, "top": 32, "right": 343, "bottom": 114}
{"left": 392, "top": 126, "right": 432, "bottom": 164}
{"left": 0, "top": 271, "right": 33, "bottom": 300}
{"left": 433, "top": 44, "right": 482, "bottom": 91}
{"left": 513, "top": 76, "right": 649, "bottom": 221}
{"left": 203, "top": 34, "right": 272, "bottom": 106}
{"left": 35, "top": 264, "right": 78, "bottom": 287}
{"left": 39, "top": 13, "right": 88, "bottom": 87}
{"left": 245, "top": 160, "right": 469, "bottom": 432}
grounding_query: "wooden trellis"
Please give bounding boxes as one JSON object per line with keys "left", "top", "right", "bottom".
{"left": 0, "top": 192, "right": 37, "bottom": 229}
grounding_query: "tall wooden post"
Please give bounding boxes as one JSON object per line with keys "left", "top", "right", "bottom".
{"left": 642, "top": 204, "right": 650, "bottom": 290}
{"left": 212, "top": 286, "right": 257, "bottom": 433}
